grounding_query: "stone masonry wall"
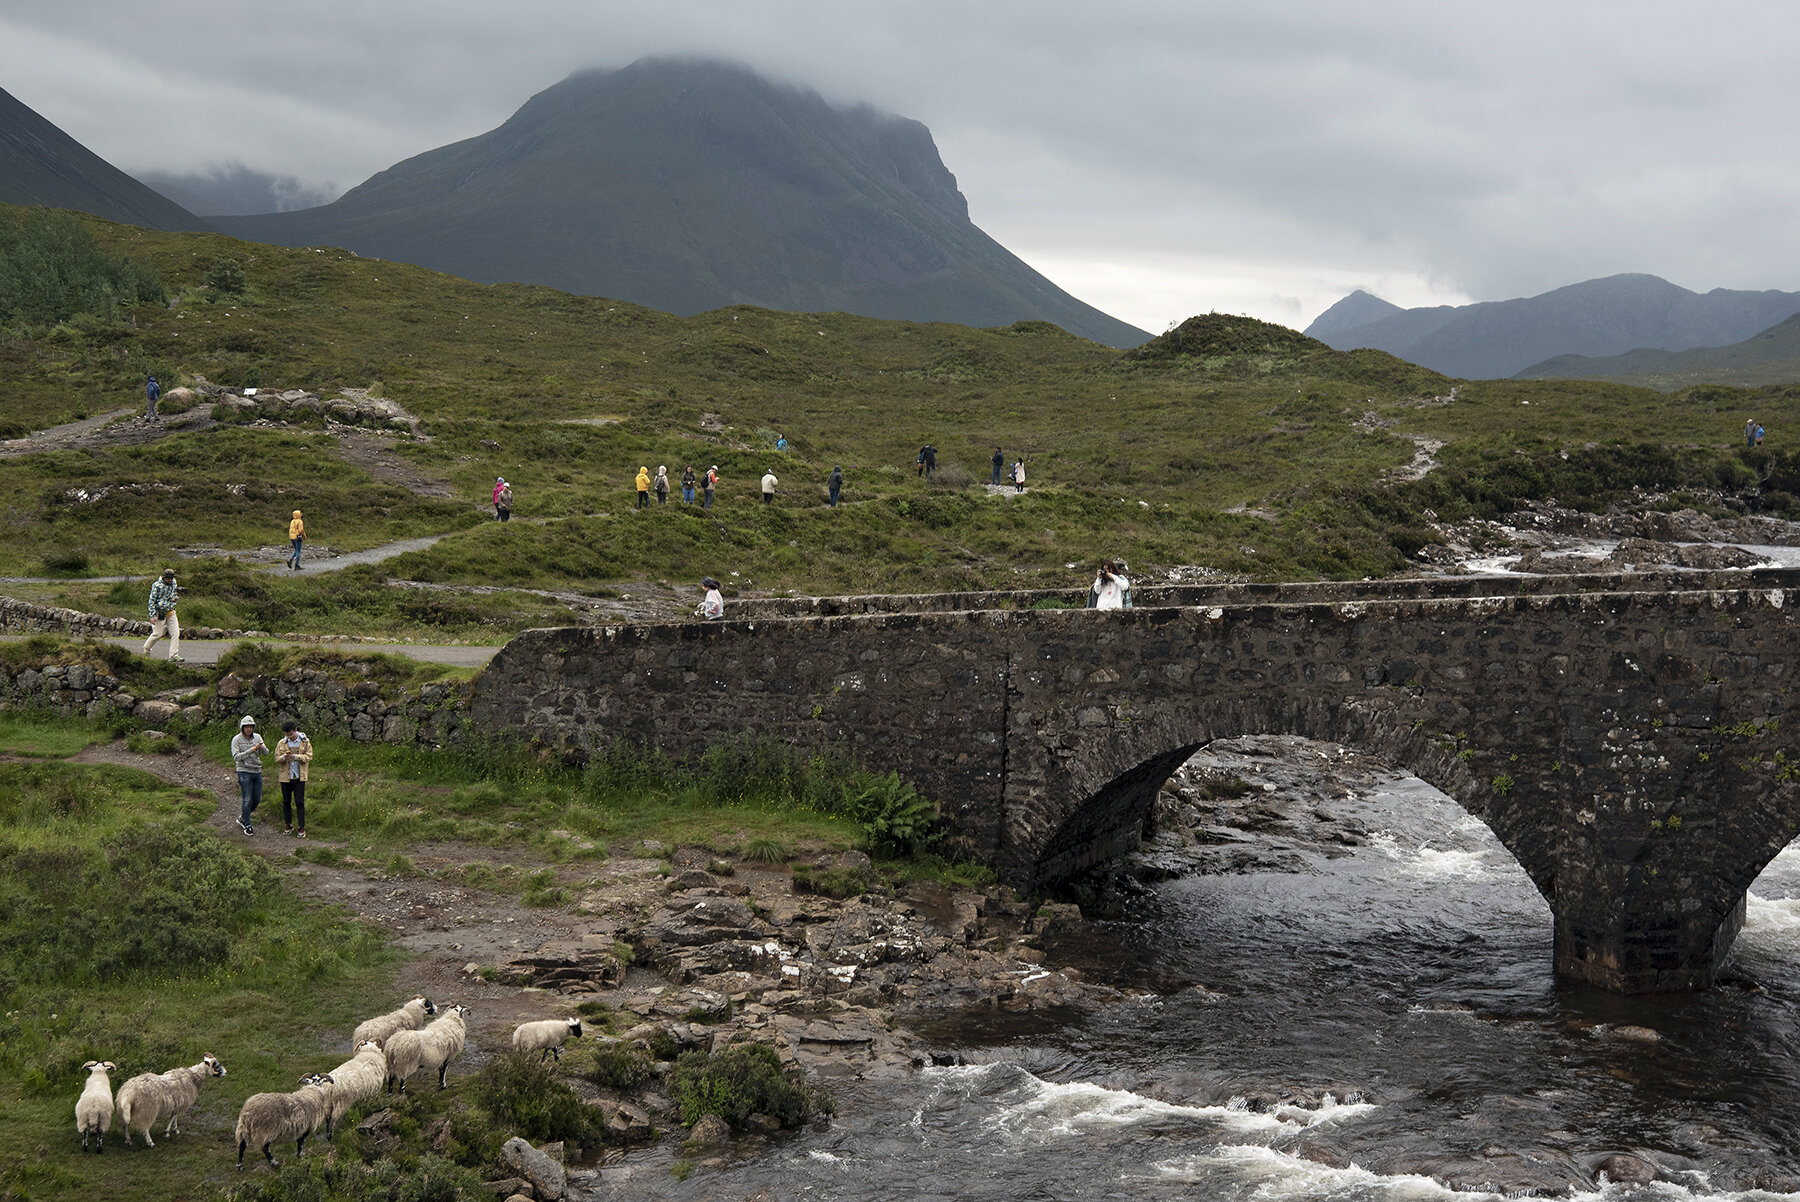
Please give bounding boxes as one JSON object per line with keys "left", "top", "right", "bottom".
{"left": 208, "top": 671, "right": 471, "bottom": 747}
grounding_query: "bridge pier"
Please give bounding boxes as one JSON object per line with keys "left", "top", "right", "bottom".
{"left": 1553, "top": 896, "right": 1747, "bottom": 993}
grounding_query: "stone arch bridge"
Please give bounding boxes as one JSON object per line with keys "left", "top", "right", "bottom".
{"left": 470, "top": 571, "right": 1800, "bottom": 994}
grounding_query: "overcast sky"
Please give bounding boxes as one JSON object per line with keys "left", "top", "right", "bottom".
{"left": 6, "top": 1, "right": 1798, "bottom": 333}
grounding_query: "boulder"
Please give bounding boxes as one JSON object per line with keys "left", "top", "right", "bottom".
{"left": 500, "top": 1135, "right": 566, "bottom": 1200}
{"left": 606, "top": 1102, "right": 654, "bottom": 1142}
{"left": 644, "top": 896, "right": 760, "bottom": 946}
{"left": 688, "top": 1114, "right": 733, "bottom": 1146}
{"left": 134, "top": 699, "right": 181, "bottom": 723}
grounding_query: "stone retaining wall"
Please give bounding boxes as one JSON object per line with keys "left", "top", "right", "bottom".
{"left": 0, "top": 654, "right": 471, "bottom": 749}
{"left": 209, "top": 671, "right": 471, "bottom": 747}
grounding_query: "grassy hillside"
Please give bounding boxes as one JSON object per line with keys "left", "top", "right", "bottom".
{"left": 3, "top": 205, "right": 1800, "bottom": 639}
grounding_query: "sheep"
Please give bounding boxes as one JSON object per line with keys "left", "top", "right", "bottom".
{"left": 385, "top": 1003, "right": 468, "bottom": 1093}
{"left": 350, "top": 995, "right": 436, "bottom": 1050}
{"left": 235, "top": 1073, "right": 334, "bottom": 1170}
{"left": 321, "top": 1040, "right": 387, "bottom": 1138}
{"left": 115, "top": 1052, "right": 227, "bottom": 1148}
{"left": 75, "top": 1060, "right": 116, "bottom": 1153}
{"left": 511, "top": 1016, "right": 583, "bottom": 1062}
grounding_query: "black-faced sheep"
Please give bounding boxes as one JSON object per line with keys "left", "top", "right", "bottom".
{"left": 350, "top": 995, "right": 436, "bottom": 1050}
{"left": 235, "top": 1072, "right": 334, "bottom": 1169}
{"left": 322, "top": 1040, "right": 387, "bottom": 1138}
{"left": 115, "top": 1052, "right": 227, "bottom": 1147}
{"left": 511, "top": 1016, "right": 583, "bottom": 1061}
{"left": 384, "top": 1004, "right": 468, "bottom": 1093}
{"left": 75, "top": 1060, "right": 116, "bottom": 1153}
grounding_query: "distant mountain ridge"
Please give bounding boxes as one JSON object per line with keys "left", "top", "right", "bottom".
{"left": 0, "top": 86, "right": 210, "bottom": 232}
{"left": 214, "top": 58, "right": 1148, "bottom": 347}
{"left": 1516, "top": 310, "right": 1800, "bottom": 390}
{"left": 1306, "top": 274, "right": 1800, "bottom": 379}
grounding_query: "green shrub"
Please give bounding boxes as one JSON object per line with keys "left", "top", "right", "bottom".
{"left": 790, "top": 864, "right": 872, "bottom": 899}
{"left": 588, "top": 1042, "right": 655, "bottom": 1089}
{"left": 669, "top": 1042, "right": 826, "bottom": 1128}
{"left": 844, "top": 771, "right": 939, "bottom": 857}
{"left": 740, "top": 837, "right": 791, "bottom": 863}
{"left": 224, "top": 1153, "right": 486, "bottom": 1202}
{"left": 472, "top": 1051, "right": 600, "bottom": 1145}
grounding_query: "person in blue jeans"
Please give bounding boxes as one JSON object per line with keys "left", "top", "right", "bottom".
{"left": 991, "top": 447, "right": 1003, "bottom": 485}
{"left": 231, "top": 715, "right": 268, "bottom": 834}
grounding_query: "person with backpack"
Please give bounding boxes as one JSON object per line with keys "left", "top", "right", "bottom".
{"left": 144, "top": 375, "right": 161, "bottom": 422}
{"left": 491, "top": 477, "right": 507, "bottom": 520}
{"left": 655, "top": 466, "right": 670, "bottom": 504}
{"left": 703, "top": 466, "right": 719, "bottom": 509}
{"left": 142, "top": 568, "right": 183, "bottom": 661}
{"left": 761, "top": 469, "right": 779, "bottom": 504}
{"left": 496, "top": 480, "right": 514, "bottom": 522}
{"left": 287, "top": 510, "right": 305, "bottom": 569}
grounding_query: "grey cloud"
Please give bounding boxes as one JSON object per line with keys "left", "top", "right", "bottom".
{"left": 6, "top": 1, "right": 1799, "bottom": 329}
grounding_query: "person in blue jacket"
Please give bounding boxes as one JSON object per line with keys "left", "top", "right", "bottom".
{"left": 145, "top": 375, "right": 161, "bottom": 421}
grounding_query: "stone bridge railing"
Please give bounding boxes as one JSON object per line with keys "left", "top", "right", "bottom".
{"left": 470, "top": 570, "right": 1800, "bottom": 993}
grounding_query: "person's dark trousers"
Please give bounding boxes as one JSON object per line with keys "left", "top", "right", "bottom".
{"left": 237, "top": 771, "right": 262, "bottom": 827}
{"left": 282, "top": 779, "right": 306, "bottom": 831}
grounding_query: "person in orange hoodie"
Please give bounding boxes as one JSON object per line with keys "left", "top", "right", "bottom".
{"left": 287, "top": 510, "right": 305, "bottom": 570}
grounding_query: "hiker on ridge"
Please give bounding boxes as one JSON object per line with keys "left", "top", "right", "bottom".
{"left": 655, "top": 466, "right": 670, "bottom": 505}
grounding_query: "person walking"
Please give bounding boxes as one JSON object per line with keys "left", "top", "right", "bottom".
{"left": 703, "top": 466, "right": 718, "bottom": 509}
{"left": 231, "top": 716, "right": 268, "bottom": 835}
{"left": 681, "top": 465, "right": 696, "bottom": 504}
{"left": 491, "top": 477, "right": 507, "bottom": 520}
{"left": 1012, "top": 459, "right": 1026, "bottom": 493}
{"left": 1747, "top": 418, "right": 1759, "bottom": 448}
{"left": 496, "top": 479, "right": 513, "bottom": 522}
{"left": 144, "top": 374, "right": 161, "bottom": 422}
{"left": 142, "top": 569, "right": 183, "bottom": 662}
{"left": 287, "top": 510, "right": 305, "bottom": 570}
{"left": 761, "top": 469, "right": 778, "bottom": 504}
{"left": 776, "top": 433, "right": 788, "bottom": 451}
{"left": 699, "top": 576, "right": 725, "bottom": 620}
{"left": 273, "top": 719, "right": 312, "bottom": 837}
{"left": 922, "top": 445, "right": 937, "bottom": 479}
{"left": 827, "top": 464, "right": 843, "bottom": 508}
{"left": 992, "top": 447, "right": 1004, "bottom": 486}
{"left": 655, "top": 466, "right": 670, "bottom": 505}
{"left": 635, "top": 466, "right": 651, "bottom": 509}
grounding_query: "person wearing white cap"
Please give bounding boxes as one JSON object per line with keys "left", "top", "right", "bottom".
{"left": 491, "top": 477, "right": 507, "bottom": 521}
{"left": 230, "top": 715, "right": 268, "bottom": 835}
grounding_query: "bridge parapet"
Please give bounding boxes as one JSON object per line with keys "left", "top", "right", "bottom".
{"left": 472, "top": 574, "right": 1800, "bottom": 993}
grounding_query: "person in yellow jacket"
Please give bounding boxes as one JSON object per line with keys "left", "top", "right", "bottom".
{"left": 273, "top": 719, "right": 312, "bottom": 837}
{"left": 635, "top": 466, "right": 651, "bottom": 510}
{"left": 287, "top": 510, "right": 305, "bottom": 570}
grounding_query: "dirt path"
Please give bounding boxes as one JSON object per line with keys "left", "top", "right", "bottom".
{"left": 68, "top": 739, "right": 607, "bottom": 1055}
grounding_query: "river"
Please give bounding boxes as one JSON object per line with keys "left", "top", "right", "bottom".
{"left": 621, "top": 739, "right": 1800, "bottom": 1200}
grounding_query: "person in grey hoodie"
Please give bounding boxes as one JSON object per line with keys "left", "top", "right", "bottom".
{"left": 231, "top": 716, "right": 268, "bottom": 835}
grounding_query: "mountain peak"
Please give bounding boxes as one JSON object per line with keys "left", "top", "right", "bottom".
{"left": 216, "top": 58, "right": 1145, "bottom": 346}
